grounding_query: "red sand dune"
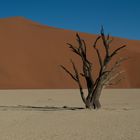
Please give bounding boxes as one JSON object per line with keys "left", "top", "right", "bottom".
{"left": 0, "top": 16, "right": 139, "bottom": 89}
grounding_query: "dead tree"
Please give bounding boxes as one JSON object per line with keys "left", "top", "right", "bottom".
{"left": 61, "top": 27, "right": 127, "bottom": 109}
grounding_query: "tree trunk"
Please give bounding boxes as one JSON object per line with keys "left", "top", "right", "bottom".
{"left": 92, "top": 84, "right": 103, "bottom": 109}
{"left": 92, "top": 99, "right": 101, "bottom": 109}
{"left": 84, "top": 84, "right": 103, "bottom": 109}
{"left": 85, "top": 98, "right": 101, "bottom": 109}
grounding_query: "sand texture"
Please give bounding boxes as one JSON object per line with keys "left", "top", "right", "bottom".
{"left": 0, "top": 89, "right": 139, "bottom": 140}
{"left": 0, "top": 17, "right": 140, "bottom": 88}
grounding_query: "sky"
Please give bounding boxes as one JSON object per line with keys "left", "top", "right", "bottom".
{"left": 0, "top": 0, "right": 140, "bottom": 40}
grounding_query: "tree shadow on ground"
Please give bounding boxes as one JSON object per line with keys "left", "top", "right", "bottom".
{"left": 0, "top": 105, "right": 85, "bottom": 111}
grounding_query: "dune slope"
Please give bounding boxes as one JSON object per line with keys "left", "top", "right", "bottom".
{"left": 0, "top": 17, "right": 140, "bottom": 88}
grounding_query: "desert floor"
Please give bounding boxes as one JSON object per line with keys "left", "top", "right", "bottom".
{"left": 0, "top": 89, "right": 139, "bottom": 140}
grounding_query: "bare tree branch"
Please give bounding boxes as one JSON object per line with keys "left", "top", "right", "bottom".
{"left": 93, "top": 35, "right": 103, "bottom": 68}
{"left": 102, "top": 57, "right": 128, "bottom": 86}
{"left": 76, "top": 33, "right": 82, "bottom": 47}
{"left": 104, "top": 70, "right": 125, "bottom": 86}
{"left": 82, "top": 39, "right": 87, "bottom": 56}
{"left": 110, "top": 57, "right": 129, "bottom": 72}
{"left": 105, "top": 76, "right": 125, "bottom": 87}
{"left": 106, "top": 34, "right": 114, "bottom": 46}
{"left": 60, "top": 65, "right": 77, "bottom": 81}
{"left": 71, "top": 60, "right": 86, "bottom": 104}
{"left": 93, "top": 36, "right": 101, "bottom": 48}
{"left": 101, "top": 26, "right": 109, "bottom": 57}
{"left": 107, "top": 33, "right": 110, "bottom": 40}
{"left": 67, "top": 43, "right": 81, "bottom": 56}
{"left": 95, "top": 47, "right": 103, "bottom": 68}
{"left": 76, "top": 33, "right": 87, "bottom": 58}
{"left": 71, "top": 60, "right": 79, "bottom": 80}
{"left": 110, "top": 45, "right": 126, "bottom": 58}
